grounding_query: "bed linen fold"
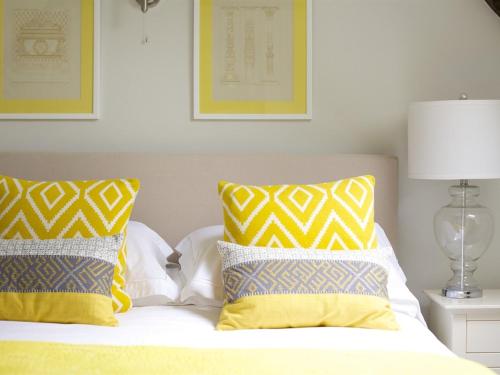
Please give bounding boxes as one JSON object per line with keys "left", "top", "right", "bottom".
{"left": 0, "top": 341, "right": 494, "bottom": 375}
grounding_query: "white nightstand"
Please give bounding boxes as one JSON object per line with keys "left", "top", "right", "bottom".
{"left": 425, "top": 289, "right": 500, "bottom": 374}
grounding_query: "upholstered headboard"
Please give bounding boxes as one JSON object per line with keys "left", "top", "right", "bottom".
{"left": 0, "top": 153, "right": 398, "bottom": 248}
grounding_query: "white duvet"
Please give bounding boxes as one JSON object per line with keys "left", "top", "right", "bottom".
{"left": 0, "top": 305, "right": 451, "bottom": 357}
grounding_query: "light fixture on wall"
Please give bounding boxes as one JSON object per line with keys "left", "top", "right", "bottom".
{"left": 137, "top": 0, "right": 160, "bottom": 13}
{"left": 408, "top": 94, "right": 500, "bottom": 298}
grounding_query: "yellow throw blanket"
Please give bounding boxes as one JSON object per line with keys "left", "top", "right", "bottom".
{"left": 0, "top": 341, "right": 494, "bottom": 375}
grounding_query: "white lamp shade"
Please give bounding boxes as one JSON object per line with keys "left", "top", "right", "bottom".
{"left": 408, "top": 100, "right": 500, "bottom": 180}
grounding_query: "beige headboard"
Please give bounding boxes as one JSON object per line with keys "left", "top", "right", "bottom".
{"left": 0, "top": 153, "right": 398, "bottom": 248}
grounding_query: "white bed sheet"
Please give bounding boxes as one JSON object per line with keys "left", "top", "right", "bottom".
{"left": 0, "top": 305, "right": 451, "bottom": 357}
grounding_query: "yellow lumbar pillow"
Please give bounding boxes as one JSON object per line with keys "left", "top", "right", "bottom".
{"left": 0, "top": 235, "right": 123, "bottom": 326}
{"left": 216, "top": 241, "right": 398, "bottom": 331}
{"left": 0, "top": 175, "right": 140, "bottom": 313}
{"left": 219, "top": 176, "right": 377, "bottom": 250}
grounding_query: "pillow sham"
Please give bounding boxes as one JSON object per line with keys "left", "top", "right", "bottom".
{"left": 0, "top": 175, "right": 140, "bottom": 313}
{"left": 0, "top": 234, "right": 122, "bottom": 326}
{"left": 126, "top": 221, "right": 181, "bottom": 306}
{"left": 177, "top": 225, "right": 224, "bottom": 307}
{"left": 376, "top": 223, "right": 407, "bottom": 283}
{"left": 219, "top": 176, "right": 377, "bottom": 250}
{"left": 216, "top": 241, "right": 399, "bottom": 330}
{"left": 175, "top": 224, "right": 412, "bottom": 309}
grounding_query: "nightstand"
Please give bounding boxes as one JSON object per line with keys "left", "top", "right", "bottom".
{"left": 425, "top": 289, "right": 500, "bottom": 374}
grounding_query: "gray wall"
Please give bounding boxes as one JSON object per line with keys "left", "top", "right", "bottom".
{"left": 2, "top": 0, "right": 500, "bottom": 313}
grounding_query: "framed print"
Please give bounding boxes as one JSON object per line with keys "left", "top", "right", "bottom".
{"left": 194, "top": 0, "right": 312, "bottom": 120}
{"left": 0, "top": 0, "right": 100, "bottom": 120}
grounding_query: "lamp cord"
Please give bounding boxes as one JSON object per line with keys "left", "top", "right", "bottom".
{"left": 460, "top": 179, "right": 468, "bottom": 292}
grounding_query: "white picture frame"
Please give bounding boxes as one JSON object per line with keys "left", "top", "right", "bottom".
{"left": 0, "top": 0, "right": 101, "bottom": 120}
{"left": 194, "top": 0, "right": 312, "bottom": 120}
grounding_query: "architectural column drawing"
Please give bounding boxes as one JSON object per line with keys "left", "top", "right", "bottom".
{"left": 243, "top": 7, "right": 256, "bottom": 84}
{"left": 221, "top": 6, "right": 239, "bottom": 83}
{"left": 263, "top": 7, "right": 278, "bottom": 82}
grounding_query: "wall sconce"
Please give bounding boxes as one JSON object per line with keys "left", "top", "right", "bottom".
{"left": 137, "top": 0, "right": 160, "bottom": 13}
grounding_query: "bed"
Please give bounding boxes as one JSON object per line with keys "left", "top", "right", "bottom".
{"left": 0, "top": 153, "right": 493, "bottom": 374}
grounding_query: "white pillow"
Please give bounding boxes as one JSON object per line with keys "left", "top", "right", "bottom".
{"left": 177, "top": 225, "right": 223, "bottom": 307}
{"left": 175, "top": 224, "right": 424, "bottom": 324}
{"left": 126, "top": 221, "right": 181, "bottom": 306}
{"left": 375, "top": 225, "right": 407, "bottom": 283}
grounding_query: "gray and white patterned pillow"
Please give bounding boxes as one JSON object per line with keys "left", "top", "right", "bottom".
{"left": 0, "top": 234, "right": 123, "bottom": 326}
{"left": 216, "top": 241, "right": 398, "bottom": 331}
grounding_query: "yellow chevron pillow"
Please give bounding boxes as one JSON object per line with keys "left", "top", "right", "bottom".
{"left": 0, "top": 175, "right": 140, "bottom": 313}
{"left": 219, "top": 176, "right": 377, "bottom": 250}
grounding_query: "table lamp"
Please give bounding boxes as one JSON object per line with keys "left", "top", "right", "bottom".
{"left": 408, "top": 95, "right": 500, "bottom": 298}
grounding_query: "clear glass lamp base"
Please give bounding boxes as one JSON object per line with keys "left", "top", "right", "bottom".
{"left": 441, "top": 258, "right": 483, "bottom": 299}
{"left": 434, "top": 182, "right": 494, "bottom": 299}
{"left": 442, "top": 287, "right": 482, "bottom": 299}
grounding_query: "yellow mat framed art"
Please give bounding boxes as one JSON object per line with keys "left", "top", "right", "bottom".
{"left": 0, "top": 0, "right": 100, "bottom": 120}
{"left": 194, "top": 0, "right": 312, "bottom": 120}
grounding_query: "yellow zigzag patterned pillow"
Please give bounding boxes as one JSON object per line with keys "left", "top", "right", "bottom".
{"left": 219, "top": 176, "right": 377, "bottom": 250}
{"left": 0, "top": 175, "right": 140, "bottom": 313}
